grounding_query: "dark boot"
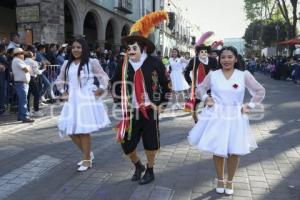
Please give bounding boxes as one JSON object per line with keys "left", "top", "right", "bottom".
{"left": 131, "top": 160, "right": 145, "bottom": 181}
{"left": 139, "top": 167, "right": 155, "bottom": 185}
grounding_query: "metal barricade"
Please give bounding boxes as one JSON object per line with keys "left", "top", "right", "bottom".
{"left": 44, "top": 65, "right": 60, "bottom": 83}
{"left": 43, "top": 65, "right": 61, "bottom": 97}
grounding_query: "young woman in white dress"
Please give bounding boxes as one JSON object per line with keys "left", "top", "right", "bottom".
{"left": 56, "top": 38, "right": 110, "bottom": 171}
{"left": 188, "top": 46, "right": 265, "bottom": 195}
{"left": 169, "top": 48, "right": 190, "bottom": 108}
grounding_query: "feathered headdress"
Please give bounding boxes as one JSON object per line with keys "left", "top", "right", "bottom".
{"left": 211, "top": 40, "right": 224, "bottom": 50}
{"left": 196, "top": 31, "right": 214, "bottom": 46}
{"left": 195, "top": 31, "right": 214, "bottom": 53}
{"left": 122, "top": 10, "right": 168, "bottom": 54}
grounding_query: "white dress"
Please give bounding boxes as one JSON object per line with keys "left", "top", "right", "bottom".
{"left": 56, "top": 59, "right": 111, "bottom": 137}
{"left": 169, "top": 57, "right": 190, "bottom": 92}
{"left": 188, "top": 69, "right": 265, "bottom": 157}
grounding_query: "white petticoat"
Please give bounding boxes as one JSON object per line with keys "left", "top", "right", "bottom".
{"left": 188, "top": 105, "right": 257, "bottom": 157}
{"left": 170, "top": 70, "right": 190, "bottom": 92}
{"left": 58, "top": 85, "right": 111, "bottom": 137}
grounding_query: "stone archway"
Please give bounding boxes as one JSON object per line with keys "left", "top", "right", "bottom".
{"left": 0, "top": 0, "right": 17, "bottom": 43}
{"left": 64, "top": 0, "right": 81, "bottom": 43}
{"left": 64, "top": 2, "right": 74, "bottom": 44}
{"left": 83, "top": 12, "right": 98, "bottom": 48}
{"left": 120, "top": 24, "right": 130, "bottom": 52}
{"left": 121, "top": 24, "right": 130, "bottom": 37}
{"left": 105, "top": 18, "right": 121, "bottom": 52}
{"left": 105, "top": 19, "right": 114, "bottom": 51}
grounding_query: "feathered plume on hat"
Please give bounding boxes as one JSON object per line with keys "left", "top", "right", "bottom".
{"left": 122, "top": 11, "right": 168, "bottom": 54}
{"left": 195, "top": 31, "right": 214, "bottom": 53}
{"left": 211, "top": 40, "right": 224, "bottom": 50}
{"left": 196, "top": 31, "right": 214, "bottom": 46}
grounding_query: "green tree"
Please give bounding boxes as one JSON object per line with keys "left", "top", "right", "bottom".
{"left": 243, "top": 20, "right": 287, "bottom": 47}
{"left": 261, "top": 21, "right": 287, "bottom": 46}
{"left": 244, "top": 20, "right": 263, "bottom": 47}
{"left": 276, "top": 0, "right": 298, "bottom": 39}
{"left": 244, "top": 0, "right": 299, "bottom": 39}
{"left": 244, "top": 0, "right": 277, "bottom": 21}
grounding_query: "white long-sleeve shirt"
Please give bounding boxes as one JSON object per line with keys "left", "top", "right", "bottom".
{"left": 196, "top": 69, "right": 265, "bottom": 109}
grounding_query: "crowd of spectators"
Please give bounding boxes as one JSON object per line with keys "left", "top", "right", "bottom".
{"left": 246, "top": 55, "right": 300, "bottom": 84}
{"left": 0, "top": 33, "right": 124, "bottom": 122}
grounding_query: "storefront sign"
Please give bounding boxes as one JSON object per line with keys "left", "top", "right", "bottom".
{"left": 16, "top": 5, "right": 40, "bottom": 23}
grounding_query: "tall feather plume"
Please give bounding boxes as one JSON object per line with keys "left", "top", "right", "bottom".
{"left": 130, "top": 11, "right": 168, "bottom": 38}
{"left": 211, "top": 40, "right": 224, "bottom": 49}
{"left": 211, "top": 41, "right": 218, "bottom": 49}
{"left": 196, "top": 31, "right": 214, "bottom": 46}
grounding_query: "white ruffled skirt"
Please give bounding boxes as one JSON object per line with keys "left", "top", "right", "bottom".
{"left": 170, "top": 70, "right": 190, "bottom": 92}
{"left": 58, "top": 86, "right": 111, "bottom": 137}
{"left": 188, "top": 105, "right": 257, "bottom": 157}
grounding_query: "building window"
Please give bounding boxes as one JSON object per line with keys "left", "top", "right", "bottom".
{"left": 115, "top": 0, "right": 133, "bottom": 14}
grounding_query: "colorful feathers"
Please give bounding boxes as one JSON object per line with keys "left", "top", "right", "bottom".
{"left": 196, "top": 31, "right": 214, "bottom": 46}
{"left": 130, "top": 11, "right": 168, "bottom": 38}
{"left": 211, "top": 40, "right": 224, "bottom": 49}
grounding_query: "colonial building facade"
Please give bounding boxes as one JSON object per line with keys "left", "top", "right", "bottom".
{"left": 0, "top": 0, "right": 195, "bottom": 54}
{"left": 0, "top": 0, "right": 160, "bottom": 52}
{"left": 158, "top": 0, "right": 198, "bottom": 56}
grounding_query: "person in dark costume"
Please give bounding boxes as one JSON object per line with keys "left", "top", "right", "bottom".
{"left": 183, "top": 31, "right": 218, "bottom": 123}
{"left": 111, "top": 11, "right": 171, "bottom": 185}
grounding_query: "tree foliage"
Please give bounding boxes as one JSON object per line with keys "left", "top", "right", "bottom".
{"left": 277, "top": 0, "right": 298, "bottom": 38}
{"left": 244, "top": 0, "right": 277, "bottom": 21}
{"left": 244, "top": 0, "right": 299, "bottom": 39}
{"left": 262, "top": 21, "right": 287, "bottom": 46}
{"left": 243, "top": 20, "right": 287, "bottom": 47}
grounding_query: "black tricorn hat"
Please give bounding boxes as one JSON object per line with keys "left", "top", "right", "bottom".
{"left": 195, "top": 44, "right": 211, "bottom": 53}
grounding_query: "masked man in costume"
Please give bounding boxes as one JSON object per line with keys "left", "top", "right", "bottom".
{"left": 111, "top": 11, "right": 171, "bottom": 185}
{"left": 183, "top": 31, "right": 218, "bottom": 123}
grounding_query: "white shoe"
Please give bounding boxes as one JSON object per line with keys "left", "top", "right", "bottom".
{"left": 41, "top": 95, "right": 47, "bottom": 102}
{"left": 225, "top": 180, "right": 234, "bottom": 195}
{"left": 40, "top": 102, "right": 47, "bottom": 106}
{"left": 31, "top": 111, "right": 44, "bottom": 117}
{"left": 216, "top": 179, "right": 225, "bottom": 194}
{"left": 77, "top": 152, "right": 94, "bottom": 166}
{"left": 77, "top": 160, "right": 92, "bottom": 172}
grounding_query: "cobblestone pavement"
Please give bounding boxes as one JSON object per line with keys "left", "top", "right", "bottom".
{"left": 0, "top": 73, "right": 299, "bottom": 200}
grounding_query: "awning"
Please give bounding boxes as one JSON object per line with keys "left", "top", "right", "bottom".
{"left": 278, "top": 38, "right": 300, "bottom": 45}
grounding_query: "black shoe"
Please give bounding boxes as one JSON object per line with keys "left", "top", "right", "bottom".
{"left": 0, "top": 109, "right": 5, "bottom": 115}
{"left": 131, "top": 160, "right": 145, "bottom": 181}
{"left": 139, "top": 167, "right": 154, "bottom": 185}
{"left": 22, "top": 118, "right": 35, "bottom": 123}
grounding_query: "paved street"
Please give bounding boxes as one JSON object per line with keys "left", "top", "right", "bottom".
{"left": 0, "top": 73, "right": 300, "bottom": 200}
